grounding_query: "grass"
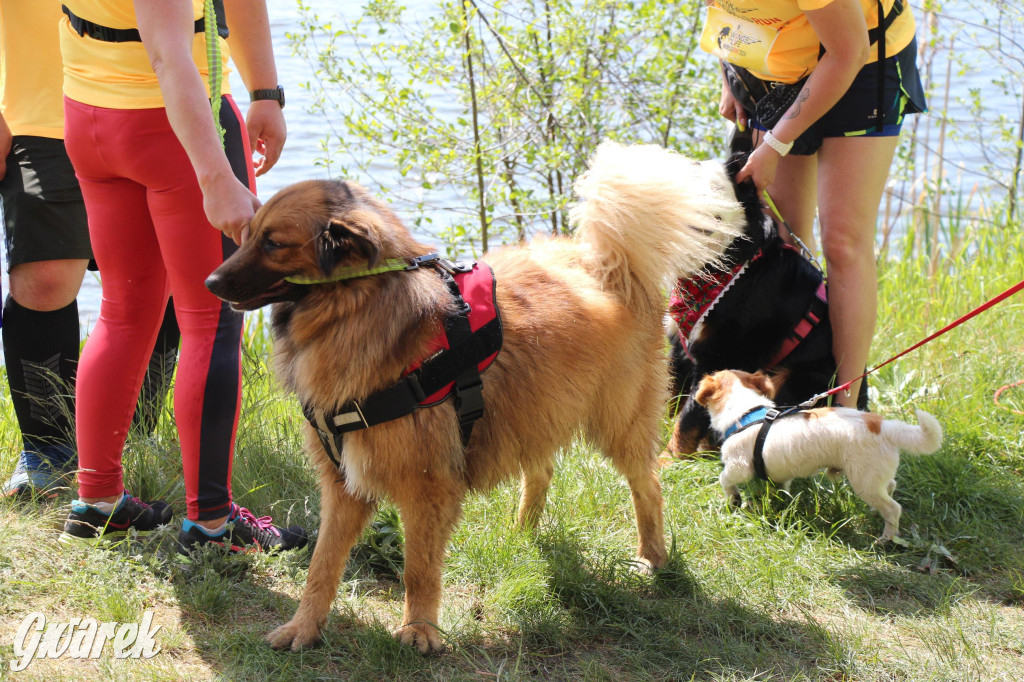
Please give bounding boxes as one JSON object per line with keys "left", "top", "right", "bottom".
{"left": 1, "top": 227, "right": 1023, "bottom": 680}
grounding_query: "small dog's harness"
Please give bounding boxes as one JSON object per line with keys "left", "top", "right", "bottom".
{"left": 301, "top": 254, "right": 503, "bottom": 472}
{"left": 721, "top": 405, "right": 803, "bottom": 481}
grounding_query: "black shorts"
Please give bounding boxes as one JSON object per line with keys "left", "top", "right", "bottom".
{"left": 1, "top": 135, "right": 92, "bottom": 271}
{"left": 751, "top": 37, "right": 928, "bottom": 156}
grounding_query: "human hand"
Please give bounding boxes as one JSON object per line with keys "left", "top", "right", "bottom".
{"left": 719, "top": 80, "right": 748, "bottom": 132}
{"left": 246, "top": 100, "right": 286, "bottom": 176}
{"left": 0, "top": 114, "right": 12, "bottom": 182}
{"left": 734, "top": 141, "right": 782, "bottom": 193}
{"left": 202, "top": 172, "right": 262, "bottom": 245}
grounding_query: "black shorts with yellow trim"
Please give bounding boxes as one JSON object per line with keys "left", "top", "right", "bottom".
{"left": 751, "top": 37, "right": 928, "bottom": 156}
{"left": 1, "top": 135, "right": 93, "bottom": 271}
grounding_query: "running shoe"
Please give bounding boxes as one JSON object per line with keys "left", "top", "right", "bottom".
{"left": 59, "top": 492, "right": 173, "bottom": 545}
{"left": 177, "top": 503, "right": 308, "bottom": 554}
{"left": 2, "top": 443, "right": 76, "bottom": 499}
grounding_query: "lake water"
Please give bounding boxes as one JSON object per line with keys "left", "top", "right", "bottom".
{"left": 0, "top": 0, "right": 1019, "bottom": 352}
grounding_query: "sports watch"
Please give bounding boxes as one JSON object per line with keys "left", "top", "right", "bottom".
{"left": 250, "top": 85, "right": 285, "bottom": 108}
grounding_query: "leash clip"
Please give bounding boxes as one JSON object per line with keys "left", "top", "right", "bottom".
{"left": 405, "top": 252, "right": 441, "bottom": 271}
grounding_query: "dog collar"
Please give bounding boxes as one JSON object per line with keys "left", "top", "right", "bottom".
{"left": 285, "top": 252, "right": 442, "bottom": 285}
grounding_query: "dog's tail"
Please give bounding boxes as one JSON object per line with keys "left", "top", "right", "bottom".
{"left": 570, "top": 141, "right": 747, "bottom": 310}
{"left": 883, "top": 409, "right": 943, "bottom": 455}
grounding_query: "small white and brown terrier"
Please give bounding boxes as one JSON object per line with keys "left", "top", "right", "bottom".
{"left": 694, "top": 369, "right": 943, "bottom": 541}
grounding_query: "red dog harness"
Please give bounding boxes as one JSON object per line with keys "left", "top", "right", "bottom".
{"left": 303, "top": 256, "right": 503, "bottom": 471}
{"left": 669, "top": 244, "right": 826, "bottom": 369}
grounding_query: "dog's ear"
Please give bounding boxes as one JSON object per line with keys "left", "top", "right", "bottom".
{"left": 694, "top": 375, "right": 720, "bottom": 407}
{"left": 317, "top": 212, "right": 382, "bottom": 275}
{"left": 748, "top": 371, "right": 777, "bottom": 399}
{"left": 765, "top": 368, "right": 789, "bottom": 399}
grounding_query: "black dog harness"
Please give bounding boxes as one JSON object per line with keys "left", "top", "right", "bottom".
{"left": 721, "top": 405, "right": 803, "bottom": 481}
{"left": 302, "top": 255, "right": 503, "bottom": 473}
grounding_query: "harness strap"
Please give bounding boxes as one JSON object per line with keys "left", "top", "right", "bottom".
{"left": 751, "top": 406, "right": 802, "bottom": 481}
{"left": 767, "top": 280, "right": 827, "bottom": 369}
{"left": 62, "top": 3, "right": 229, "bottom": 43}
{"left": 303, "top": 315, "right": 502, "bottom": 465}
{"left": 438, "top": 269, "right": 485, "bottom": 445}
{"left": 720, "top": 405, "right": 802, "bottom": 481}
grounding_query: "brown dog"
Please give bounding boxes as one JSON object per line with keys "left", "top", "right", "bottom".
{"left": 205, "top": 142, "right": 746, "bottom": 653}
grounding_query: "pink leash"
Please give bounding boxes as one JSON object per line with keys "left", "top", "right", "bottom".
{"left": 799, "top": 278, "right": 1024, "bottom": 407}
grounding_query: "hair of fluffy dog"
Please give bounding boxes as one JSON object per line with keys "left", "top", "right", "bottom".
{"left": 571, "top": 141, "right": 747, "bottom": 307}
{"left": 695, "top": 369, "right": 942, "bottom": 540}
{"left": 206, "top": 142, "right": 746, "bottom": 654}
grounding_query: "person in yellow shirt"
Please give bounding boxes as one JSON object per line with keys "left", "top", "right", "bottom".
{"left": 0, "top": 1, "right": 181, "bottom": 497}
{"left": 54, "top": 0, "right": 306, "bottom": 553}
{"left": 702, "top": 0, "right": 926, "bottom": 407}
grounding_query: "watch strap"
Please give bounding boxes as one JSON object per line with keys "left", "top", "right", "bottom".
{"left": 251, "top": 85, "right": 285, "bottom": 108}
{"left": 763, "top": 130, "right": 793, "bottom": 157}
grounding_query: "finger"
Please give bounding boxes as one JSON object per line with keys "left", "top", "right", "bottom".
{"left": 735, "top": 106, "right": 748, "bottom": 131}
{"left": 240, "top": 224, "right": 250, "bottom": 245}
{"left": 735, "top": 162, "right": 752, "bottom": 185}
{"left": 247, "top": 124, "right": 259, "bottom": 157}
{"left": 261, "top": 137, "right": 283, "bottom": 174}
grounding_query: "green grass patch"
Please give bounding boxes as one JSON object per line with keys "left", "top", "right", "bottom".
{"left": 2, "top": 226, "right": 1023, "bottom": 680}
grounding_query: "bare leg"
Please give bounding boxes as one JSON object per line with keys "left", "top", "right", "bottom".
{"left": 266, "top": 474, "right": 375, "bottom": 651}
{"left": 760, "top": 134, "right": 819, "bottom": 253}
{"left": 817, "top": 136, "right": 899, "bottom": 407}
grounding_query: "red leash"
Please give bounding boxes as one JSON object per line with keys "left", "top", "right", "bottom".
{"left": 800, "top": 277, "right": 1024, "bottom": 407}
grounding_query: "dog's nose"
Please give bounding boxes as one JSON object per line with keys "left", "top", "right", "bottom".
{"left": 204, "top": 271, "right": 223, "bottom": 297}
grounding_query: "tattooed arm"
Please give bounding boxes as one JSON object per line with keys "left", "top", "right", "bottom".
{"left": 736, "top": 0, "right": 869, "bottom": 190}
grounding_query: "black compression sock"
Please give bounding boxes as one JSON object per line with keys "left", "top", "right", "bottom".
{"left": 2, "top": 294, "right": 79, "bottom": 450}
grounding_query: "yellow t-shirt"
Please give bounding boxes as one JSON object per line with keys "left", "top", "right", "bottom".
{"left": 0, "top": 1, "right": 65, "bottom": 139}
{"left": 60, "top": 0, "right": 231, "bottom": 109}
{"left": 704, "top": 0, "right": 916, "bottom": 83}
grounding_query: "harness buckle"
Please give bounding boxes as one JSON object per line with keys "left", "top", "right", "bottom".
{"left": 764, "top": 408, "right": 781, "bottom": 422}
{"left": 454, "top": 375, "right": 485, "bottom": 424}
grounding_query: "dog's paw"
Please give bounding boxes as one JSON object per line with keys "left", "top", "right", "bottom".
{"left": 728, "top": 493, "right": 743, "bottom": 509}
{"left": 393, "top": 621, "right": 445, "bottom": 654}
{"left": 627, "top": 556, "right": 661, "bottom": 576}
{"left": 266, "top": 619, "right": 323, "bottom": 651}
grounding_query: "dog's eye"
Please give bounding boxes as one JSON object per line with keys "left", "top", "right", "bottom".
{"left": 264, "top": 238, "right": 285, "bottom": 251}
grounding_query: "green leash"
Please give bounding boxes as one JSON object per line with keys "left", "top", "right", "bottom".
{"left": 204, "top": 0, "right": 225, "bottom": 147}
{"left": 284, "top": 259, "right": 414, "bottom": 285}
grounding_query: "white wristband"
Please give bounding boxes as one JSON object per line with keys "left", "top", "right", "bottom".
{"left": 763, "top": 130, "right": 793, "bottom": 157}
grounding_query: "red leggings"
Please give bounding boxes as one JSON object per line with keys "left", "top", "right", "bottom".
{"left": 64, "top": 96, "right": 253, "bottom": 521}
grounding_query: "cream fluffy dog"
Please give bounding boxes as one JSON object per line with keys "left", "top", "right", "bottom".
{"left": 695, "top": 369, "right": 942, "bottom": 540}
